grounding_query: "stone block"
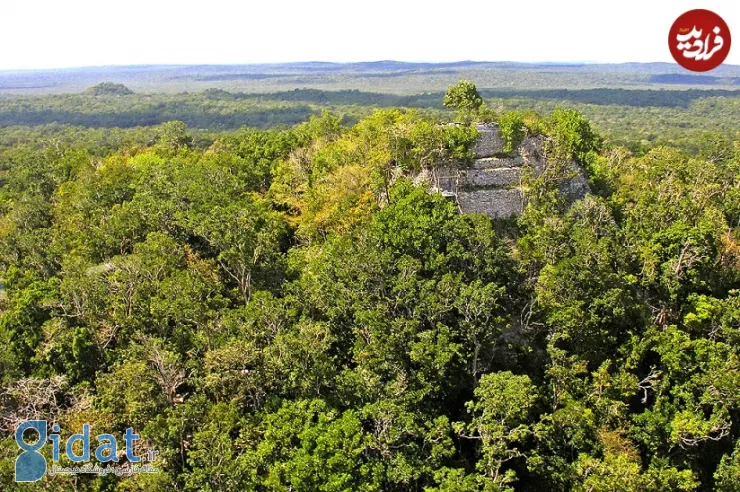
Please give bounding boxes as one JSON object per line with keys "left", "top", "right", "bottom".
{"left": 456, "top": 189, "right": 524, "bottom": 218}
{"left": 464, "top": 167, "right": 521, "bottom": 187}
{"left": 473, "top": 123, "right": 505, "bottom": 158}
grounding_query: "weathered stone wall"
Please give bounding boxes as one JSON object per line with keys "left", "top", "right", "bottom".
{"left": 473, "top": 123, "right": 505, "bottom": 158}
{"left": 416, "top": 123, "right": 588, "bottom": 219}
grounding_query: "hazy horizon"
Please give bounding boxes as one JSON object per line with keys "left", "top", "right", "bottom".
{"left": 1, "top": 59, "right": 739, "bottom": 75}
{"left": 3, "top": 0, "right": 737, "bottom": 71}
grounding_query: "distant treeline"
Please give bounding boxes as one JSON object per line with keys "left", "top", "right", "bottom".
{"left": 214, "top": 87, "right": 740, "bottom": 109}
{"left": 482, "top": 88, "right": 740, "bottom": 107}
{"left": 208, "top": 88, "right": 444, "bottom": 108}
{"left": 3, "top": 87, "right": 735, "bottom": 130}
{"left": 0, "top": 95, "right": 318, "bottom": 129}
{"left": 0, "top": 87, "right": 737, "bottom": 156}
{"left": 650, "top": 74, "right": 740, "bottom": 85}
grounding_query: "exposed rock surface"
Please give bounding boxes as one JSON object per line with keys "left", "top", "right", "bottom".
{"left": 473, "top": 123, "right": 505, "bottom": 158}
{"left": 416, "top": 123, "right": 589, "bottom": 219}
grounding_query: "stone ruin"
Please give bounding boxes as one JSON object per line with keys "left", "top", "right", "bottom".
{"left": 415, "top": 123, "right": 589, "bottom": 219}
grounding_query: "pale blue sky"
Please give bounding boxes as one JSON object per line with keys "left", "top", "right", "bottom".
{"left": 1, "top": 0, "right": 737, "bottom": 70}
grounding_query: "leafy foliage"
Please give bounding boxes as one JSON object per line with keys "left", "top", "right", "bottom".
{"left": 498, "top": 111, "right": 525, "bottom": 154}
{"left": 0, "top": 86, "right": 739, "bottom": 491}
{"left": 444, "top": 80, "right": 484, "bottom": 114}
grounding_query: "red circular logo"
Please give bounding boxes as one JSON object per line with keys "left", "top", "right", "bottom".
{"left": 669, "top": 9, "right": 731, "bottom": 72}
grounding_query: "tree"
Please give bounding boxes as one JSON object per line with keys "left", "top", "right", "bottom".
{"left": 157, "top": 121, "right": 194, "bottom": 152}
{"left": 184, "top": 197, "right": 288, "bottom": 305}
{"left": 498, "top": 111, "right": 526, "bottom": 153}
{"left": 546, "top": 108, "right": 600, "bottom": 163}
{"left": 443, "top": 81, "right": 483, "bottom": 120}
{"left": 456, "top": 371, "right": 536, "bottom": 490}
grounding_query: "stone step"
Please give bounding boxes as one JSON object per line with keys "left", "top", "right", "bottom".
{"left": 456, "top": 189, "right": 524, "bottom": 219}
{"left": 471, "top": 156, "right": 524, "bottom": 170}
{"left": 464, "top": 167, "right": 522, "bottom": 187}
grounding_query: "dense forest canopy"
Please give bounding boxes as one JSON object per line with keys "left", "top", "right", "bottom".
{"left": 0, "top": 81, "right": 739, "bottom": 491}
